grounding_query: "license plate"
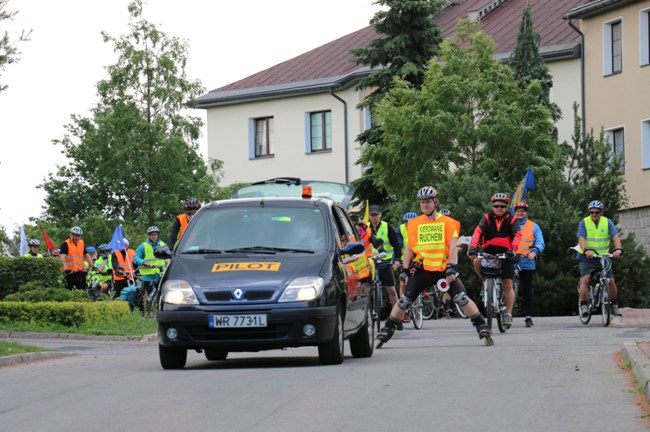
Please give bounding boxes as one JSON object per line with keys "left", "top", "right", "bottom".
{"left": 209, "top": 314, "right": 268, "bottom": 328}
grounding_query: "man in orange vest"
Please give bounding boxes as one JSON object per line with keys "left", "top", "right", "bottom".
{"left": 168, "top": 197, "right": 201, "bottom": 250}
{"left": 111, "top": 238, "right": 136, "bottom": 299}
{"left": 377, "top": 186, "right": 493, "bottom": 348}
{"left": 59, "top": 226, "right": 94, "bottom": 290}
{"left": 513, "top": 202, "right": 545, "bottom": 327}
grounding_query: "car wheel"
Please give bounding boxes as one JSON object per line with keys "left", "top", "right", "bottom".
{"left": 318, "top": 309, "right": 344, "bottom": 365}
{"left": 159, "top": 344, "right": 187, "bottom": 369}
{"left": 204, "top": 349, "right": 228, "bottom": 361}
{"left": 349, "top": 305, "right": 374, "bottom": 358}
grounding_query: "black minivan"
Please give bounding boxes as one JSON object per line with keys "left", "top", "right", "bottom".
{"left": 155, "top": 178, "right": 374, "bottom": 368}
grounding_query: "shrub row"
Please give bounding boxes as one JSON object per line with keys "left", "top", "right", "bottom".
{"left": 0, "top": 257, "right": 63, "bottom": 299}
{"left": 0, "top": 301, "right": 130, "bottom": 327}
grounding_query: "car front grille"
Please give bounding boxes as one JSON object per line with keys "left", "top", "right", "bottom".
{"left": 186, "top": 324, "right": 292, "bottom": 341}
{"left": 203, "top": 290, "right": 275, "bottom": 302}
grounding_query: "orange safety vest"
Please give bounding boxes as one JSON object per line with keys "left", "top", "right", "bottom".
{"left": 113, "top": 249, "right": 136, "bottom": 281}
{"left": 516, "top": 220, "right": 535, "bottom": 256}
{"left": 177, "top": 213, "right": 190, "bottom": 241}
{"left": 407, "top": 214, "right": 458, "bottom": 272}
{"left": 64, "top": 239, "right": 85, "bottom": 271}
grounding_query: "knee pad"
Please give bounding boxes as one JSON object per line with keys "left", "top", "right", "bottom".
{"left": 453, "top": 292, "right": 470, "bottom": 307}
{"left": 397, "top": 295, "right": 413, "bottom": 311}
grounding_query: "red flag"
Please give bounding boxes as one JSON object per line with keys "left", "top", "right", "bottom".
{"left": 42, "top": 227, "right": 56, "bottom": 251}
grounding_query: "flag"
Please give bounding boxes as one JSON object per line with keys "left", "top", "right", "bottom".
{"left": 363, "top": 200, "right": 370, "bottom": 225}
{"left": 107, "top": 225, "right": 126, "bottom": 253}
{"left": 511, "top": 166, "right": 535, "bottom": 211}
{"left": 41, "top": 227, "right": 57, "bottom": 251}
{"left": 19, "top": 225, "right": 28, "bottom": 256}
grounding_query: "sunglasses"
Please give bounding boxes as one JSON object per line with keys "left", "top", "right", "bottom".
{"left": 589, "top": 211, "right": 601, "bottom": 215}
{"left": 493, "top": 205, "right": 507, "bottom": 209}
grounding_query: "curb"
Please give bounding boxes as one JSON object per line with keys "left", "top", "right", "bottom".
{"left": 0, "top": 330, "right": 157, "bottom": 343}
{"left": 0, "top": 351, "right": 76, "bottom": 368}
{"left": 621, "top": 341, "right": 650, "bottom": 403}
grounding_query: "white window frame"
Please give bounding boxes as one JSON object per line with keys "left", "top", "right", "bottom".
{"left": 642, "top": 119, "right": 650, "bottom": 169}
{"left": 641, "top": 8, "right": 650, "bottom": 66}
{"left": 604, "top": 126, "right": 625, "bottom": 172}
{"left": 603, "top": 18, "right": 623, "bottom": 75}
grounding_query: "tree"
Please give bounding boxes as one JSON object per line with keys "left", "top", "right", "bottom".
{"left": 350, "top": 0, "right": 446, "bottom": 205}
{"left": 508, "top": 1, "right": 560, "bottom": 122}
{"left": 39, "top": 0, "right": 219, "bottom": 231}
{"left": 0, "top": 0, "right": 31, "bottom": 93}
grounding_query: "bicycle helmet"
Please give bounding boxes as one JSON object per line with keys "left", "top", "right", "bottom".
{"left": 588, "top": 200, "right": 604, "bottom": 210}
{"left": 183, "top": 198, "right": 201, "bottom": 211}
{"left": 403, "top": 211, "right": 417, "bottom": 221}
{"left": 514, "top": 201, "right": 529, "bottom": 210}
{"left": 146, "top": 225, "right": 160, "bottom": 234}
{"left": 98, "top": 244, "right": 110, "bottom": 251}
{"left": 416, "top": 186, "right": 438, "bottom": 200}
{"left": 28, "top": 239, "right": 41, "bottom": 247}
{"left": 439, "top": 209, "right": 451, "bottom": 216}
{"left": 347, "top": 208, "right": 361, "bottom": 221}
{"left": 490, "top": 193, "right": 510, "bottom": 204}
{"left": 86, "top": 246, "right": 96, "bottom": 253}
{"left": 70, "top": 226, "right": 83, "bottom": 235}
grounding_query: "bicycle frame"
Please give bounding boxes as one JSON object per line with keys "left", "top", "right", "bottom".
{"left": 579, "top": 254, "right": 613, "bottom": 326}
{"left": 477, "top": 253, "right": 508, "bottom": 333}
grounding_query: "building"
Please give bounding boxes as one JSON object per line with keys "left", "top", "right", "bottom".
{"left": 565, "top": 0, "right": 650, "bottom": 252}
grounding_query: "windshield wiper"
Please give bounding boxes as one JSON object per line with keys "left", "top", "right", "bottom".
{"left": 224, "top": 246, "right": 314, "bottom": 254}
{"left": 180, "top": 248, "right": 223, "bottom": 254}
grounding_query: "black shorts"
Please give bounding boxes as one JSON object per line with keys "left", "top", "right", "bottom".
{"left": 499, "top": 259, "right": 515, "bottom": 280}
{"left": 404, "top": 269, "right": 464, "bottom": 301}
{"left": 377, "top": 262, "right": 396, "bottom": 287}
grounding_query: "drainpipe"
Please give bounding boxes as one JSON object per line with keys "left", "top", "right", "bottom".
{"left": 329, "top": 89, "right": 349, "bottom": 184}
{"left": 568, "top": 19, "right": 586, "bottom": 138}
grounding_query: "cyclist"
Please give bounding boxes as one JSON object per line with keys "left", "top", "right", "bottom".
{"left": 468, "top": 193, "right": 521, "bottom": 329}
{"left": 348, "top": 208, "right": 385, "bottom": 280}
{"left": 23, "top": 239, "right": 44, "bottom": 257}
{"left": 514, "top": 202, "right": 545, "bottom": 327}
{"left": 134, "top": 226, "right": 169, "bottom": 312}
{"left": 94, "top": 244, "right": 113, "bottom": 294}
{"left": 396, "top": 211, "right": 417, "bottom": 298}
{"left": 59, "top": 226, "right": 94, "bottom": 290}
{"left": 576, "top": 200, "right": 623, "bottom": 317}
{"left": 377, "top": 186, "right": 493, "bottom": 347}
{"left": 168, "top": 197, "right": 201, "bottom": 250}
{"left": 368, "top": 205, "right": 402, "bottom": 313}
{"left": 111, "top": 238, "right": 136, "bottom": 299}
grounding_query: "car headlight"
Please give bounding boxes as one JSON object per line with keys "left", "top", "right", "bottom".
{"left": 279, "top": 276, "right": 325, "bottom": 302}
{"left": 161, "top": 280, "right": 199, "bottom": 305}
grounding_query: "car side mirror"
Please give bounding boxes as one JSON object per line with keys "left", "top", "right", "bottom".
{"left": 339, "top": 241, "right": 365, "bottom": 256}
{"left": 154, "top": 246, "right": 173, "bottom": 259}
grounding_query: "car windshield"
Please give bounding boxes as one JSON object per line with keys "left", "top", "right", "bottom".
{"left": 232, "top": 179, "right": 355, "bottom": 209}
{"left": 178, "top": 206, "right": 327, "bottom": 253}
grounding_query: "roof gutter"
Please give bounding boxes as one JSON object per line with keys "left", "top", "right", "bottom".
{"left": 566, "top": 19, "right": 586, "bottom": 138}
{"left": 329, "top": 89, "right": 349, "bottom": 184}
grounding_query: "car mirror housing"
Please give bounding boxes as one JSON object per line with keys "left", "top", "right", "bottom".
{"left": 154, "top": 246, "right": 173, "bottom": 259}
{"left": 340, "top": 241, "right": 365, "bottom": 256}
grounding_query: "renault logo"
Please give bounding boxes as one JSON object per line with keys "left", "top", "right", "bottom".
{"left": 233, "top": 289, "right": 243, "bottom": 300}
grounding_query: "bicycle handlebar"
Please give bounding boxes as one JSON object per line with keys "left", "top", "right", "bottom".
{"left": 476, "top": 252, "right": 509, "bottom": 260}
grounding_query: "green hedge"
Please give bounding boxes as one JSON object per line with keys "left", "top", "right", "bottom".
{"left": 0, "top": 257, "right": 63, "bottom": 299}
{"left": 0, "top": 301, "right": 130, "bottom": 327}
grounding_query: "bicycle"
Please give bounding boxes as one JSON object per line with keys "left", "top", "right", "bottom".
{"left": 476, "top": 252, "right": 509, "bottom": 333}
{"left": 408, "top": 293, "right": 424, "bottom": 329}
{"left": 371, "top": 253, "right": 389, "bottom": 333}
{"left": 421, "top": 278, "right": 468, "bottom": 320}
{"left": 577, "top": 251, "right": 616, "bottom": 326}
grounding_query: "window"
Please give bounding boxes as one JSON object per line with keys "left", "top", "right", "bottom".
{"left": 641, "top": 9, "right": 650, "bottom": 66}
{"left": 603, "top": 20, "right": 623, "bottom": 75}
{"left": 605, "top": 127, "right": 625, "bottom": 172}
{"left": 642, "top": 120, "right": 650, "bottom": 169}
{"left": 309, "top": 111, "right": 331, "bottom": 152}
{"left": 253, "top": 117, "right": 274, "bottom": 158}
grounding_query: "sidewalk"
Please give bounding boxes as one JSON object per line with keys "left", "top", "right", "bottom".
{"left": 617, "top": 308, "right": 650, "bottom": 403}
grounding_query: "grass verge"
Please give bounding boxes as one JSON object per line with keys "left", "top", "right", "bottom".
{"left": 0, "top": 341, "right": 49, "bottom": 357}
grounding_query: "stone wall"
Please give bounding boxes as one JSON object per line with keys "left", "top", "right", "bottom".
{"left": 618, "top": 205, "right": 650, "bottom": 255}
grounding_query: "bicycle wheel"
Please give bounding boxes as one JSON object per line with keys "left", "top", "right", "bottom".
{"left": 373, "top": 281, "right": 383, "bottom": 333}
{"left": 411, "top": 295, "right": 424, "bottom": 329}
{"left": 601, "top": 282, "right": 611, "bottom": 326}
{"left": 578, "top": 283, "right": 592, "bottom": 325}
{"left": 512, "top": 278, "right": 520, "bottom": 317}
{"left": 422, "top": 288, "right": 436, "bottom": 320}
{"left": 496, "top": 283, "right": 506, "bottom": 333}
{"left": 484, "top": 278, "right": 494, "bottom": 330}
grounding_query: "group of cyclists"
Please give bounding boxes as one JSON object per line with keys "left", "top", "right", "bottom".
{"left": 348, "top": 185, "right": 622, "bottom": 348}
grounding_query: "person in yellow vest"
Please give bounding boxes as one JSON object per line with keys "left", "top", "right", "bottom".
{"left": 396, "top": 212, "right": 417, "bottom": 298}
{"left": 94, "top": 244, "right": 113, "bottom": 294}
{"left": 168, "top": 197, "right": 201, "bottom": 250}
{"left": 23, "top": 239, "right": 44, "bottom": 257}
{"left": 368, "top": 205, "right": 402, "bottom": 314}
{"left": 133, "top": 226, "right": 170, "bottom": 311}
{"left": 514, "top": 202, "right": 545, "bottom": 327}
{"left": 576, "top": 200, "right": 623, "bottom": 317}
{"left": 377, "top": 186, "right": 493, "bottom": 347}
{"left": 59, "top": 226, "right": 94, "bottom": 290}
{"left": 111, "top": 238, "right": 136, "bottom": 299}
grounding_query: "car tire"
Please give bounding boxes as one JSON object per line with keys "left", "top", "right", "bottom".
{"left": 318, "top": 309, "right": 344, "bottom": 365}
{"left": 159, "top": 344, "right": 187, "bottom": 369}
{"left": 204, "top": 349, "right": 228, "bottom": 361}
{"left": 349, "top": 305, "right": 374, "bottom": 358}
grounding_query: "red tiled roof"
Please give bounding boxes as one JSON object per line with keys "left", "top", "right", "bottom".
{"left": 207, "top": 0, "right": 588, "bottom": 95}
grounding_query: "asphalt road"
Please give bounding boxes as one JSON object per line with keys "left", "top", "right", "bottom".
{"left": 1, "top": 316, "right": 649, "bottom": 432}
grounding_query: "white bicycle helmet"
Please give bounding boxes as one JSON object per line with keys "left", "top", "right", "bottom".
{"left": 71, "top": 226, "right": 83, "bottom": 235}
{"left": 416, "top": 186, "right": 438, "bottom": 200}
{"left": 588, "top": 200, "right": 604, "bottom": 210}
{"left": 146, "top": 225, "right": 160, "bottom": 234}
{"left": 28, "top": 239, "right": 41, "bottom": 246}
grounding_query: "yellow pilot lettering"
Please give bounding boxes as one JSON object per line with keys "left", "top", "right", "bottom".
{"left": 417, "top": 223, "right": 444, "bottom": 244}
{"left": 212, "top": 262, "right": 282, "bottom": 272}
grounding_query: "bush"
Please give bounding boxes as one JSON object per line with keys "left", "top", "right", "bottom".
{"left": 0, "top": 301, "right": 130, "bottom": 327}
{"left": 3, "top": 283, "right": 91, "bottom": 302}
{"left": 0, "top": 257, "right": 63, "bottom": 299}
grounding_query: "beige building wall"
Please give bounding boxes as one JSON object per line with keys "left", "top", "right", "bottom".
{"left": 206, "top": 86, "right": 366, "bottom": 186}
{"left": 580, "top": 1, "right": 650, "bottom": 209}
{"left": 548, "top": 58, "right": 582, "bottom": 145}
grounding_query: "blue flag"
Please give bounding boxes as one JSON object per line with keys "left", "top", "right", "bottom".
{"left": 107, "top": 225, "right": 126, "bottom": 253}
{"left": 19, "top": 225, "right": 28, "bottom": 256}
{"left": 511, "top": 166, "right": 535, "bottom": 211}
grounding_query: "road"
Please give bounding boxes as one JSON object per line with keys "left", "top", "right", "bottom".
{"left": 1, "top": 316, "right": 649, "bottom": 431}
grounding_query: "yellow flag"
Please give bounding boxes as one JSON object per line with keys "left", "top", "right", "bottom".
{"left": 363, "top": 200, "right": 370, "bottom": 224}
